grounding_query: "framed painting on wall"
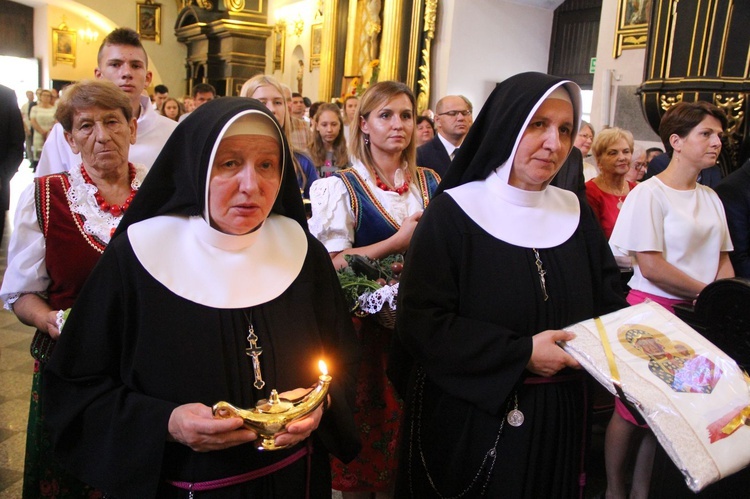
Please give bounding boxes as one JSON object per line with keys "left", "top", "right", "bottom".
{"left": 310, "top": 23, "right": 322, "bottom": 70}
{"left": 52, "top": 25, "right": 76, "bottom": 67}
{"left": 273, "top": 22, "right": 286, "bottom": 72}
{"left": 613, "top": 0, "right": 651, "bottom": 58}
{"left": 137, "top": 1, "right": 162, "bottom": 44}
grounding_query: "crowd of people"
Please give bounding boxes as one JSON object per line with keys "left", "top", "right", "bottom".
{"left": 1, "top": 25, "right": 748, "bottom": 499}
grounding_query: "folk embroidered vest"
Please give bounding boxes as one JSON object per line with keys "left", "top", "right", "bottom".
{"left": 334, "top": 167, "right": 440, "bottom": 248}
{"left": 35, "top": 174, "right": 106, "bottom": 310}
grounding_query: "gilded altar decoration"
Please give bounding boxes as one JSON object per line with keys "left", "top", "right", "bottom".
{"left": 137, "top": 1, "right": 162, "bottom": 44}
{"left": 659, "top": 92, "right": 683, "bottom": 112}
{"left": 417, "top": 0, "right": 437, "bottom": 114}
{"left": 224, "top": 0, "right": 245, "bottom": 11}
{"left": 613, "top": 0, "right": 651, "bottom": 57}
{"left": 715, "top": 94, "right": 745, "bottom": 167}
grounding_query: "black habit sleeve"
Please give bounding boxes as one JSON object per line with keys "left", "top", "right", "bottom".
{"left": 42, "top": 237, "right": 178, "bottom": 498}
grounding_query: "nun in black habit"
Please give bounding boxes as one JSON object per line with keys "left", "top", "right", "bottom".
{"left": 42, "top": 98, "right": 361, "bottom": 498}
{"left": 392, "top": 72, "right": 627, "bottom": 498}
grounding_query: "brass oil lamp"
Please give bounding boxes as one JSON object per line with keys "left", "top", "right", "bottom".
{"left": 212, "top": 360, "right": 332, "bottom": 451}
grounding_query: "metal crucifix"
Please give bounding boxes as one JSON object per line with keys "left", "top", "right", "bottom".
{"left": 245, "top": 324, "right": 265, "bottom": 390}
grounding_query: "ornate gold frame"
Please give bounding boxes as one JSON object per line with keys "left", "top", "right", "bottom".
{"left": 273, "top": 22, "right": 286, "bottom": 72}
{"left": 137, "top": 1, "right": 162, "bottom": 44}
{"left": 613, "top": 0, "right": 650, "bottom": 58}
{"left": 310, "top": 23, "right": 323, "bottom": 70}
{"left": 52, "top": 25, "right": 77, "bottom": 67}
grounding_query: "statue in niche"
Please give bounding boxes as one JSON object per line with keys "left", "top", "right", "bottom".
{"left": 297, "top": 59, "right": 304, "bottom": 95}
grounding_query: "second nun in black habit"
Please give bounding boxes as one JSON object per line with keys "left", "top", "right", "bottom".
{"left": 392, "top": 72, "right": 627, "bottom": 498}
{"left": 42, "top": 98, "right": 361, "bottom": 498}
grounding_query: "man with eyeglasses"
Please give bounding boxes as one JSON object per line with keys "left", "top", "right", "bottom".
{"left": 417, "top": 95, "right": 473, "bottom": 176}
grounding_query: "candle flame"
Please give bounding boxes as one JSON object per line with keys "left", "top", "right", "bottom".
{"left": 319, "top": 360, "right": 328, "bottom": 375}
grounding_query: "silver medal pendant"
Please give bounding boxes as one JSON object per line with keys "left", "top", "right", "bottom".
{"left": 507, "top": 408, "right": 525, "bottom": 427}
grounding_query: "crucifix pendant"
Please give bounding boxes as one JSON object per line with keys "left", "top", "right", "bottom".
{"left": 245, "top": 323, "right": 265, "bottom": 390}
{"left": 533, "top": 248, "right": 549, "bottom": 301}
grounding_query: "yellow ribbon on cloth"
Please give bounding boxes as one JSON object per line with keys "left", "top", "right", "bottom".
{"left": 594, "top": 317, "right": 623, "bottom": 386}
{"left": 722, "top": 371, "right": 750, "bottom": 436}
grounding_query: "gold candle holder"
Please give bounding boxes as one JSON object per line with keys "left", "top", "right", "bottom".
{"left": 213, "top": 360, "right": 332, "bottom": 451}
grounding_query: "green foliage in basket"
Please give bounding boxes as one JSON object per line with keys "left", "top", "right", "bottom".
{"left": 336, "top": 254, "right": 404, "bottom": 312}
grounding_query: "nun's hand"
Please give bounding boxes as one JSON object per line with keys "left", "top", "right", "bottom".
{"left": 526, "top": 329, "right": 580, "bottom": 377}
{"left": 167, "top": 403, "right": 257, "bottom": 452}
{"left": 391, "top": 211, "right": 423, "bottom": 253}
{"left": 273, "top": 387, "right": 325, "bottom": 448}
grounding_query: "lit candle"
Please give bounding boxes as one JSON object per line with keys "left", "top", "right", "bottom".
{"left": 319, "top": 360, "right": 332, "bottom": 382}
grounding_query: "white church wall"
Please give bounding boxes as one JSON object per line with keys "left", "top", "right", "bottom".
{"left": 432, "top": 0, "right": 554, "bottom": 114}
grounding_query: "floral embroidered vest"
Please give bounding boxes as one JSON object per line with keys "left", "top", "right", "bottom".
{"left": 334, "top": 167, "right": 440, "bottom": 248}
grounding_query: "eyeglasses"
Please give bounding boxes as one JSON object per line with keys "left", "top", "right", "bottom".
{"left": 578, "top": 134, "right": 594, "bottom": 141}
{"left": 632, "top": 162, "right": 647, "bottom": 170}
{"left": 439, "top": 110, "right": 471, "bottom": 117}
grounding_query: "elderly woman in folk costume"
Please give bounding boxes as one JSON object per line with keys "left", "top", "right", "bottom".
{"left": 392, "top": 72, "right": 628, "bottom": 497}
{"left": 41, "top": 98, "right": 360, "bottom": 498}
{"left": 1, "top": 80, "right": 147, "bottom": 497}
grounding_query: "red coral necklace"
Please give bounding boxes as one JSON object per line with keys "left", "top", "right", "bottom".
{"left": 373, "top": 170, "right": 411, "bottom": 195}
{"left": 80, "top": 163, "right": 137, "bottom": 217}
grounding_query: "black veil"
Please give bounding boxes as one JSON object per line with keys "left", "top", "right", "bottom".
{"left": 115, "top": 97, "right": 307, "bottom": 236}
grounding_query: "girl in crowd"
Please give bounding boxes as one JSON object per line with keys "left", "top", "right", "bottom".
{"left": 585, "top": 127, "right": 637, "bottom": 239}
{"left": 308, "top": 103, "right": 350, "bottom": 178}
{"left": 308, "top": 81, "right": 441, "bottom": 498}
{"left": 607, "top": 101, "right": 734, "bottom": 499}
{"left": 159, "top": 97, "right": 184, "bottom": 122}
{"left": 392, "top": 72, "right": 627, "bottom": 498}
{"left": 241, "top": 75, "right": 318, "bottom": 198}
{"left": 342, "top": 95, "right": 359, "bottom": 143}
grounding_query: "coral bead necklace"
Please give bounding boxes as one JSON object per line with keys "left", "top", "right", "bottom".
{"left": 80, "top": 163, "right": 137, "bottom": 217}
{"left": 373, "top": 169, "right": 411, "bottom": 195}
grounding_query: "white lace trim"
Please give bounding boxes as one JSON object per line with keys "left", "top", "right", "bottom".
{"left": 308, "top": 179, "right": 340, "bottom": 237}
{"left": 67, "top": 163, "right": 147, "bottom": 245}
{"left": 358, "top": 282, "right": 398, "bottom": 314}
{"left": 3, "top": 291, "right": 48, "bottom": 311}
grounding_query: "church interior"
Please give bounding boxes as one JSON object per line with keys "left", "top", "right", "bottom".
{"left": 0, "top": 0, "right": 748, "bottom": 496}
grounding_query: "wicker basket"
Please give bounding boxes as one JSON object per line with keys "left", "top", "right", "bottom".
{"left": 374, "top": 304, "right": 397, "bottom": 329}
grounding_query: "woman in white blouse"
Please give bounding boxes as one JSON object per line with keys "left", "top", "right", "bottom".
{"left": 307, "top": 81, "right": 440, "bottom": 497}
{"left": 308, "top": 81, "right": 440, "bottom": 270}
{"left": 606, "top": 100, "right": 734, "bottom": 499}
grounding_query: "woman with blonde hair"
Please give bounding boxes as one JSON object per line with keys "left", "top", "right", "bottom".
{"left": 241, "top": 75, "right": 318, "bottom": 197}
{"left": 308, "top": 103, "right": 350, "bottom": 177}
{"left": 309, "top": 81, "right": 441, "bottom": 497}
{"left": 585, "top": 127, "right": 636, "bottom": 239}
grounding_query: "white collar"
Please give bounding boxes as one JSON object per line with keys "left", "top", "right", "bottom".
{"left": 446, "top": 168, "right": 580, "bottom": 248}
{"left": 437, "top": 132, "right": 459, "bottom": 157}
{"left": 128, "top": 214, "right": 308, "bottom": 308}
